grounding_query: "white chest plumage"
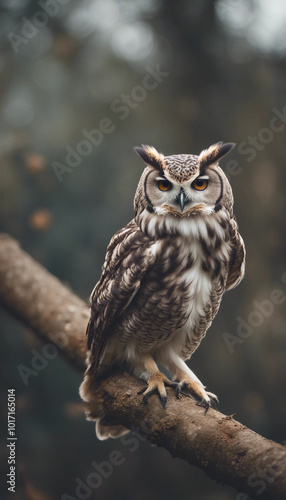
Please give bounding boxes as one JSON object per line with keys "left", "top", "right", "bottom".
{"left": 148, "top": 212, "right": 232, "bottom": 356}
{"left": 179, "top": 243, "right": 213, "bottom": 324}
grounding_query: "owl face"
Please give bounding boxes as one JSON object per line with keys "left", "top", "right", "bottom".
{"left": 134, "top": 143, "right": 236, "bottom": 218}
{"left": 142, "top": 164, "right": 224, "bottom": 217}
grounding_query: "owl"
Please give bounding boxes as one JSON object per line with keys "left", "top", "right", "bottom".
{"left": 80, "top": 142, "right": 245, "bottom": 440}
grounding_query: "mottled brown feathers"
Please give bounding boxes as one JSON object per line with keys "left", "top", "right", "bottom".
{"left": 199, "top": 142, "right": 236, "bottom": 173}
{"left": 134, "top": 145, "right": 165, "bottom": 173}
{"left": 164, "top": 154, "right": 198, "bottom": 182}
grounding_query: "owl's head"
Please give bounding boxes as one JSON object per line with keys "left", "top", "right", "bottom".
{"left": 134, "top": 142, "right": 235, "bottom": 221}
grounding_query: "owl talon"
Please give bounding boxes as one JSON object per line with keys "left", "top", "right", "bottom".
{"left": 138, "top": 372, "right": 176, "bottom": 408}
{"left": 196, "top": 399, "right": 210, "bottom": 414}
{"left": 206, "top": 391, "right": 219, "bottom": 404}
{"left": 175, "top": 379, "right": 219, "bottom": 412}
{"left": 210, "top": 399, "right": 218, "bottom": 411}
{"left": 137, "top": 387, "right": 147, "bottom": 395}
{"left": 140, "top": 385, "right": 167, "bottom": 408}
{"left": 143, "top": 390, "right": 167, "bottom": 410}
{"left": 196, "top": 392, "right": 219, "bottom": 413}
{"left": 142, "top": 387, "right": 157, "bottom": 402}
{"left": 175, "top": 384, "right": 193, "bottom": 400}
{"left": 160, "top": 396, "right": 167, "bottom": 410}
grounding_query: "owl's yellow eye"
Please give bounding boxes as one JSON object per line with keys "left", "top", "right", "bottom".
{"left": 192, "top": 178, "right": 208, "bottom": 191}
{"left": 158, "top": 180, "right": 172, "bottom": 191}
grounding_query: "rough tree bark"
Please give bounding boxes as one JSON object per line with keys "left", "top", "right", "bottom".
{"left": 0, "top": 234, "right": 285, "bottom": 500}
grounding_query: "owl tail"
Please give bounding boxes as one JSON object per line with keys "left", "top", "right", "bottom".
{"left": 95, "top": 417, "right": 130, "bottom": 441}
{"left": 79, "top": 370, "right": 130, "bottom": 440}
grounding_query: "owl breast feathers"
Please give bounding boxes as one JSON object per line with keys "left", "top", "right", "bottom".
{"left": 80, "top": 142, "right": 245, "bottom": 440}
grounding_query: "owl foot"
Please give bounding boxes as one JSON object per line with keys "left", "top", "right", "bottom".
{"left": 196, "top": 391, "right": 219, "bottom": 414}
{"left": 205, "top": 391, "right": 219, "bottom": 407}
{"left": 138, "top": 372, "right": 177, "bottom": 409}
{"left": 175, "top": 380, "right": 218, "bottom": 413}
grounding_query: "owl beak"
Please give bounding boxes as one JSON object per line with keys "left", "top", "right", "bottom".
{"left": 176, "top": 188, "right": 188, "bottom": 213}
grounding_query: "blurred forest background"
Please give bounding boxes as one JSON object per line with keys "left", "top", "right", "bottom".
{"left": 0, "top": 0, "right": 286, "bottom": 499}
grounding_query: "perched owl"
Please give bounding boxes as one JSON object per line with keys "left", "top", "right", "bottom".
{"left": 80, "top": 142, "right": 245, "bottom": 440}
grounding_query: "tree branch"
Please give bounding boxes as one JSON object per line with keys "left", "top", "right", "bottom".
{"left": 0, "top": 234, "right": 285, "bottom": 500}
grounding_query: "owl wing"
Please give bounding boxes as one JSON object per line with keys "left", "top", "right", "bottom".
{"left": 225, "top": 218, "right": 246, "bottom": 291}
{"left": 87, "top": 219, "right": 156, "bottom": 371}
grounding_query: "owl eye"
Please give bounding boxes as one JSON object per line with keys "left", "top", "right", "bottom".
{"left": 158, "top": 180, "right": 172, "bottom": 191}
{"left": 192, "top": 178, "right": 208, "bottom": 191}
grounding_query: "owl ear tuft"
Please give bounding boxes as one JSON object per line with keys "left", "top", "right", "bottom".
{"left": 134, "top": 145, "right": 165, "bottom": 172}
{"left": 199, "top": 142, "right": 236, "bottom": 172}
